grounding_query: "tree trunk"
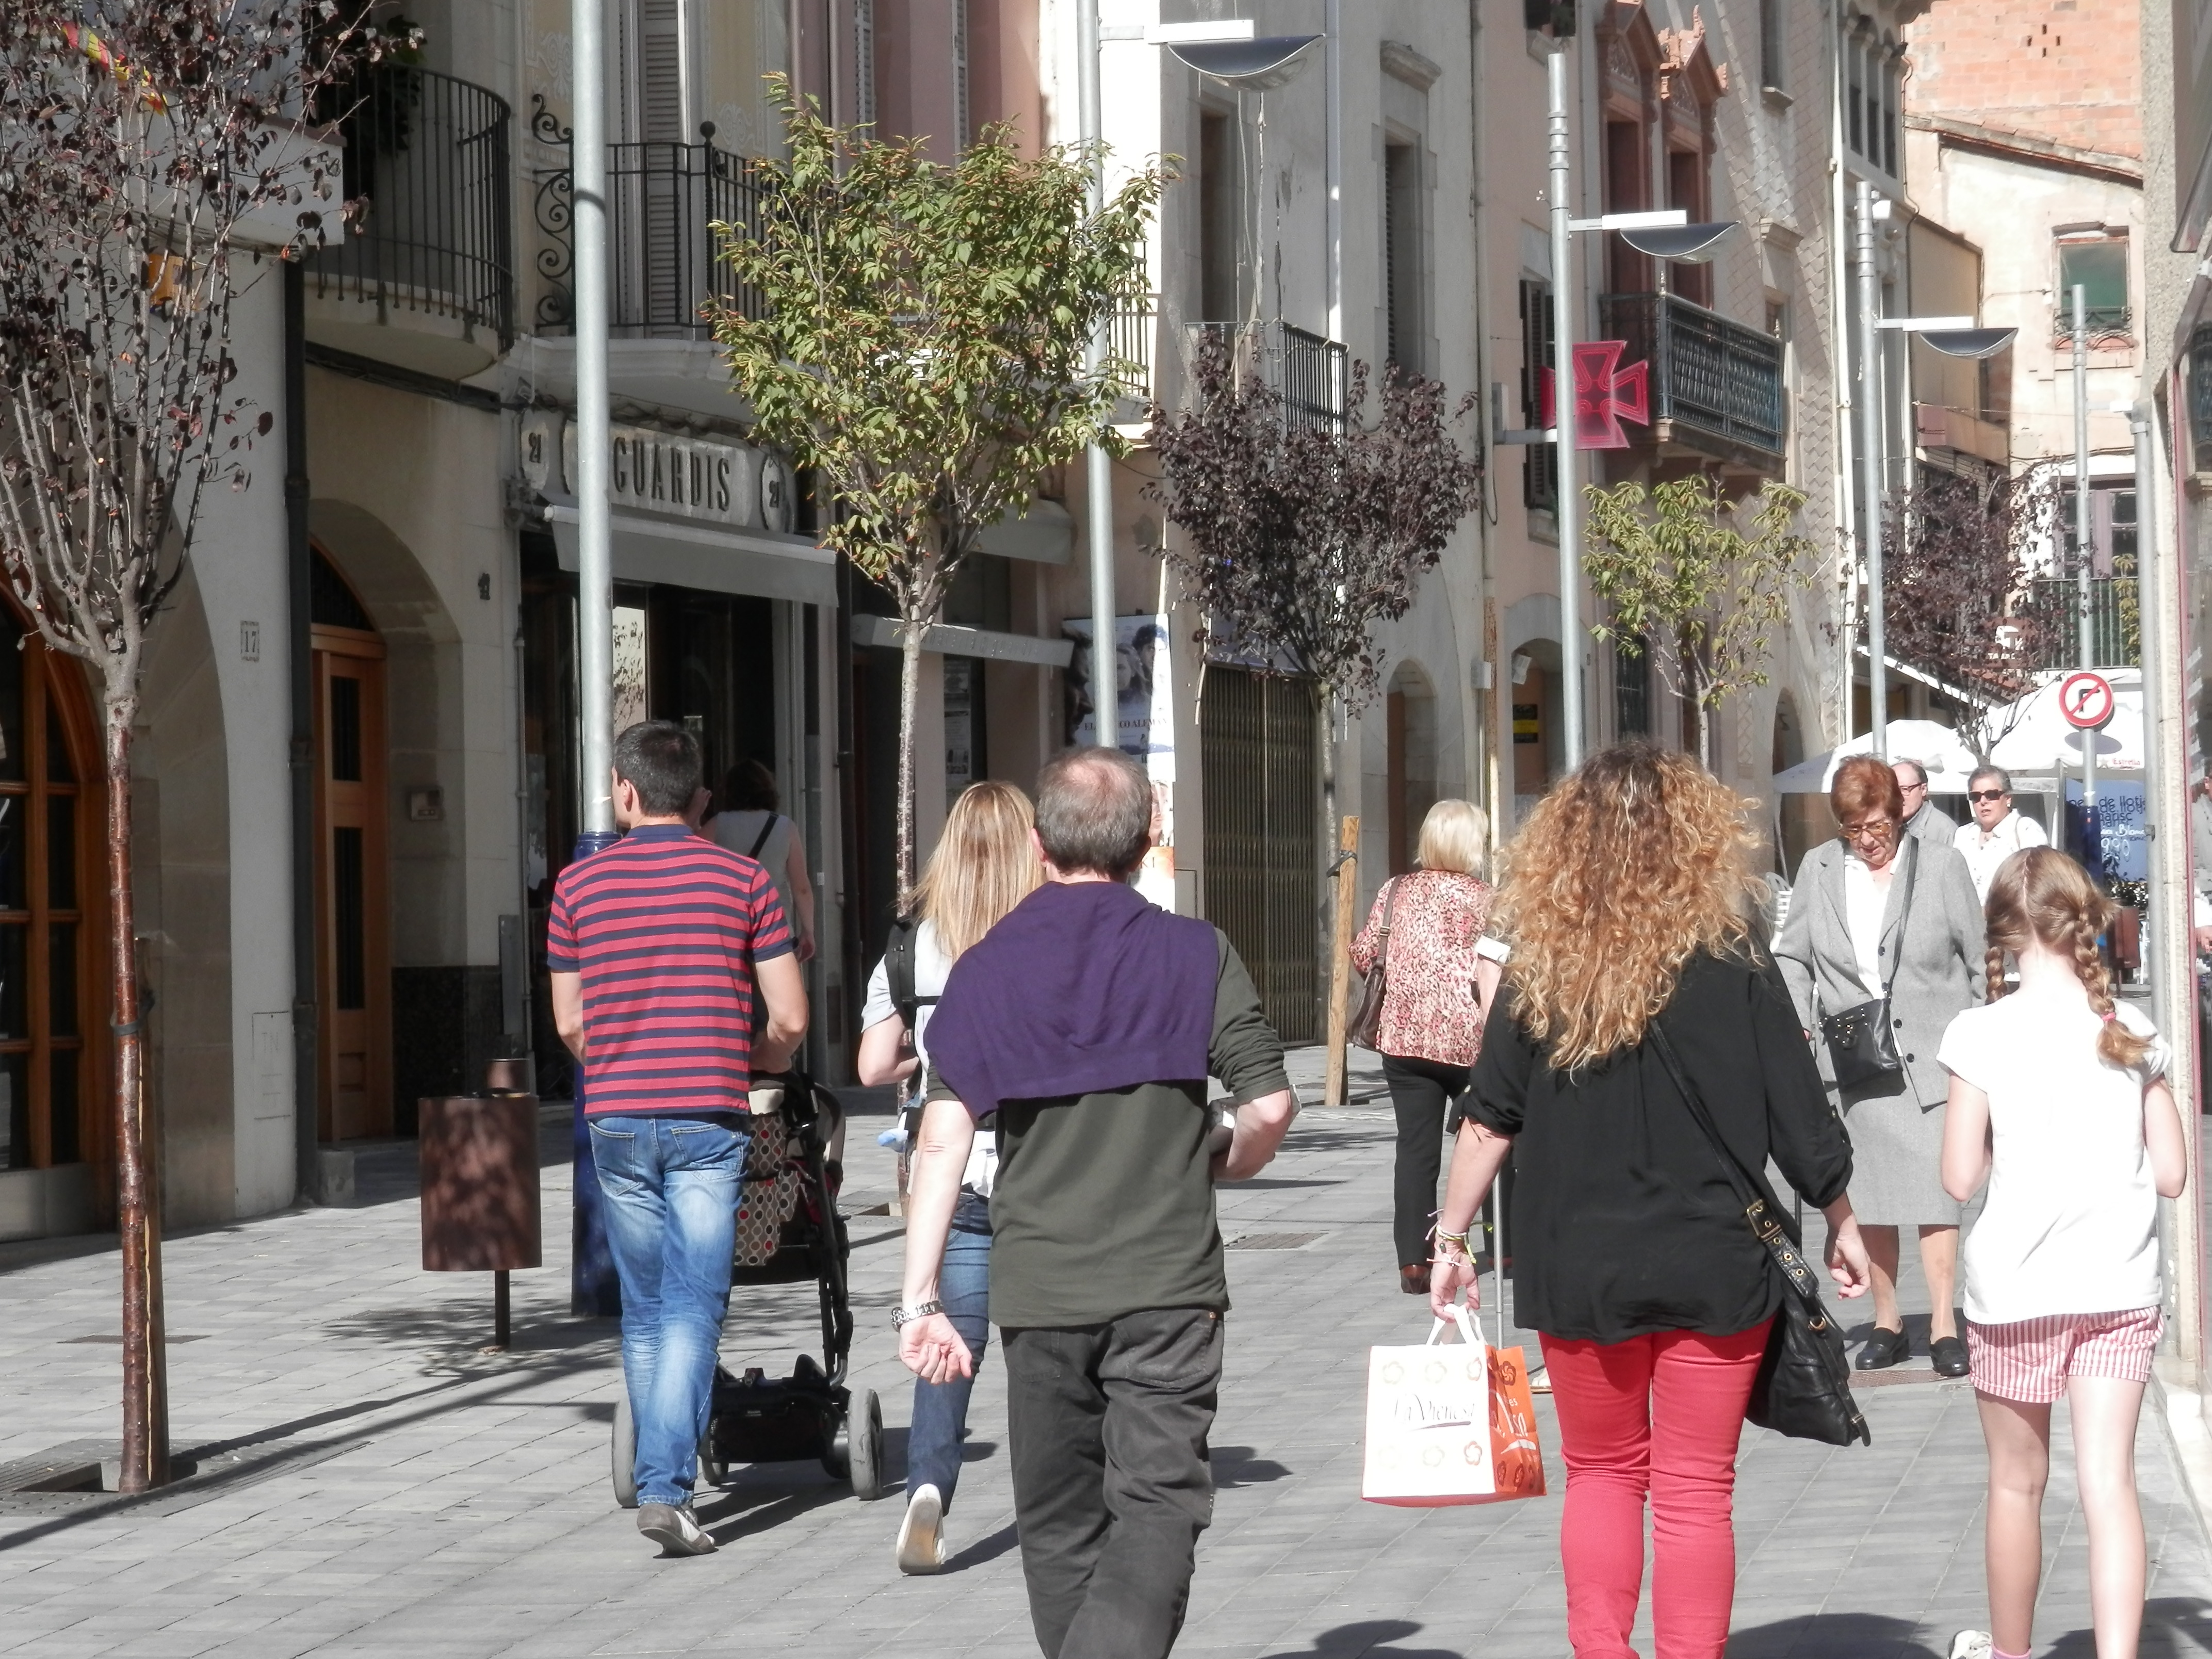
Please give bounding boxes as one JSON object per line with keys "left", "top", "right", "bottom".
{"left": 894, "top": 617, "right": 923, "bottom": 897}
{"left": 106, "top": 689, "right": 167, "bottom": 1492}
{"left": 1316, "top": 686, "right": 1339, "bottom": 1045}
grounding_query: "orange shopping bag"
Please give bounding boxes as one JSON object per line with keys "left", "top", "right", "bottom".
{"left": 1361, "top": 1304, "right": 1548, "bottom": 1507}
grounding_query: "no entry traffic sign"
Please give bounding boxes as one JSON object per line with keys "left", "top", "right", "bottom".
{"left": 2059, "top": 671, "right": 2115, "bottom": 730}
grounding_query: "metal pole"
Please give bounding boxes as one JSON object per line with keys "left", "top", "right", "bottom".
{"left": 1855, "top": 181, "right": 1888, "bottom": 761}
{"left": 2132, "top": 405, "right": 2170, "bottom": 1043}
{"left": 1546, "top": 42, "right": 1583, "bottom": 769}
{"left": 1325, "top": 0, "right": 1342, "bottom": 346}
{"left": 1078, "top": 0, "right": 1115, "bottom": 703}
{"left": 573, "top": 0, "right": 615, "bottom": 849}
{"left": 2073, "top": 286, "right": 2095, "bottom": 835}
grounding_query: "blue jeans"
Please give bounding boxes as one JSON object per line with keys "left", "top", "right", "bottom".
{"left": 908, "top": 1187, "right": 993, "bottom": 1507}
{"left": 590, "top": 1114, "right": 747, "bottom": 1507}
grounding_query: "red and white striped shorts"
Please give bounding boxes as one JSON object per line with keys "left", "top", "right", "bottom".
{"left": 1965, "top": 1307, "right": 2164, "bottom": 1404}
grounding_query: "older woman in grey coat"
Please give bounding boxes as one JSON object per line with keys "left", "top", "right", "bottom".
{"left": 1774, "top": 754, "right": 1986, "bottom": 1377}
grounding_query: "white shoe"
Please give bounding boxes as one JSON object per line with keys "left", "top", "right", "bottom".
{"left": 896, "top": 1483, "right": 947, "bottom": 1575}
{"left": 1948, "top": 1631, "right": 1993, "bottom": 1659}
{"left": 637, "top": 1502, "right": 717, "bottom": 1556}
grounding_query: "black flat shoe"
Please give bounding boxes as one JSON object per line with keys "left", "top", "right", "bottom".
{"left": 1930, "top": 1336, "right": 1970, "bottom": 1378}
{"left": 1856, "top": 1326, "right": 1908, "bottom": 1371}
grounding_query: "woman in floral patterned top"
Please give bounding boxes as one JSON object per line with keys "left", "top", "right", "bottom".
{"left": 1349, "top": 800, "right": 1503, "bottom": 1293}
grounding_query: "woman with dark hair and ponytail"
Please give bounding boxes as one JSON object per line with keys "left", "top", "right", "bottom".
{"left": 1937, "top": 847, "right": 2188, "bottom": 1659}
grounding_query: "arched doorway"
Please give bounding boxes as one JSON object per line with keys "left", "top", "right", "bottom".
{"left": 0, "top": 605, "right": 102, "bottom": 1184}
{"left": 311, "top": 549, "right": 392, "bottom": 1142}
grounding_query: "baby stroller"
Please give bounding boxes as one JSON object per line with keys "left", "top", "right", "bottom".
{"left": 609, "top": 1069, "right": 883, "bottom": 1506}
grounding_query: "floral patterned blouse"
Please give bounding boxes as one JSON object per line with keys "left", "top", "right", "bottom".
{"left": 1348, "top": 870, "right": 1496, "bottom": 1067}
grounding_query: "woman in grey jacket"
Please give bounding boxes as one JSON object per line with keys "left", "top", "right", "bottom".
{"left": 1774, "top": 755, "right": 1987, "bottom": 1376}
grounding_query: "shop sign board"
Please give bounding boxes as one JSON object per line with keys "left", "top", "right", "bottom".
{"left": 526, "top": 413, "right": 794, "bottom": 534}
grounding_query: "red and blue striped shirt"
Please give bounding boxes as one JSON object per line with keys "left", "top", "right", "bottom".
{"left": 547, "top": 824, "right": 793, "bottom": 1117}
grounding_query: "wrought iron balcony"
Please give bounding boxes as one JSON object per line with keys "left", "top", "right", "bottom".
{"left": 1109, "top": 294, "right": 1158, "bottom": 405}
{"left": 308, "top": 65, "right": 515, "bottom": 354}
{"left": 532, "top": 99, "right": 769, "bottom": 338}
{"left": 1182, "top": 320, "right": 1349, "bottom": 434}
{"left": 2031, "top": 576, "right": 2138, "bottom": 670}
{"left": 1597, "top": 292, "right": 1786, "bottom": 463}
{"left": 2190, "top": 321, "right": 2212, "bottom": 475}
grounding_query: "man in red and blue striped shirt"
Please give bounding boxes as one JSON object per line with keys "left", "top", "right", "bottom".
{"left": 550, "top": 720, "right": 806, "bottom": 1557}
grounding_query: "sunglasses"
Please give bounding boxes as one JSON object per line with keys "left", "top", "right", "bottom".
{"left": 1968, "top": 790, "right": 2008, "bottom": 803}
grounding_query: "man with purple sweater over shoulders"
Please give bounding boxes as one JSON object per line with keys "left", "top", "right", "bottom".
{"left": 898, "top": 745, "right": 1298, "bottom": 1659}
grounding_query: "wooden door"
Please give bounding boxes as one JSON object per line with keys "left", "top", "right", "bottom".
{"left": 312, "top": 627, "right": 391, "bottom": 1142}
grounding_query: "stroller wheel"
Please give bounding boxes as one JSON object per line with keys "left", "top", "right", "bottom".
{"left": 699, "top": 1427, "right": 728, "bottom": 1490}
{"left": 610, "top": 1393, "right": 639, "bottom": 1510}
{"left": 849, "top": 1389, "right": 883, "bottom": 1502}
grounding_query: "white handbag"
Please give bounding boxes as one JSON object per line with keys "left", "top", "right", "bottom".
{"left": 1361, "top": 1304, "right": 1547, "bottom": 1507}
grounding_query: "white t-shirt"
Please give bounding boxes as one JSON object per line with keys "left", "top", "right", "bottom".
{"left": 1937, "top": 990, "right": 2167, "bottom": 1325}
{"left": 1953, "top": 810, "right": 2048, "bottom": 903}
{"left": 861, "top": 919, "right": 996, "bottom": 1196}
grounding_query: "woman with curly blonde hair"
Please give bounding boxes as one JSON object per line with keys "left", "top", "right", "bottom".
{"left": 1428, "top": 743, "right": 1871, "bottom": 1659}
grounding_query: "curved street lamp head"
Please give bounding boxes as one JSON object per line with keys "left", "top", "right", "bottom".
{"left": 1164, "top": 35, "right": 1323, "bottom": 90}
{"left": 1914, "top": 326, "right": 2018, "bottom": 360}
{"left": 1616, "top": 221, "right": 1738, "bottom": 263}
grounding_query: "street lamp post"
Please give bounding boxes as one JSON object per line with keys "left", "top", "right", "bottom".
{"left": 571, "top": 0, "right": 613, "bottom": 853}
{"left": 2071, "top": 284, "right": 2095, "bottom": 829}
{"left": 1545, "top": 41, "right": 1584, "bottom": 768}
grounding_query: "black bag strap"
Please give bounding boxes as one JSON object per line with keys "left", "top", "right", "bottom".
{"left": 746, "top": 814, "right": 777, "bottom": 860}
{"left": 1647, "top": 1020, "right": 1829, "bottom": 1316}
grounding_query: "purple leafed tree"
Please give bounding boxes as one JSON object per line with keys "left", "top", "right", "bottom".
{"left": 0, "top": 1, "right": 382, "bottom": 1491}
{"left": 1145, "top": 329, "right": 1483, "bottom": 749}
{"left": 1877, "top": 467, "right": 2065, "bottom": 762}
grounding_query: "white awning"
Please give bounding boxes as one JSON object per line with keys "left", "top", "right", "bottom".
{"left": 543, "top": 500, "right": 837, "bottom": 606}
{"left": 850, "top": 614, "right": 1074, "bottom": 668}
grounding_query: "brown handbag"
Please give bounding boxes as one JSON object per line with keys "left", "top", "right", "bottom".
{"left": 1348, "top": 879, "right": 1400, "bottom": 1050}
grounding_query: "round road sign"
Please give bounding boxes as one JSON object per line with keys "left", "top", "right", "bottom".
{"left": 2059, "top": 671, "right": 2115, "bottom": 730}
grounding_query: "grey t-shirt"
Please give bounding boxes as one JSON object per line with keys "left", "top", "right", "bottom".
{"left": 930, "top": 929, "right": 1289, "bottom": 1328}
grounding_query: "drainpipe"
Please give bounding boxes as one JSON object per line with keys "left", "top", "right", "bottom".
{"left": 283, "top": 258, "right": 319, "bottom": 1206}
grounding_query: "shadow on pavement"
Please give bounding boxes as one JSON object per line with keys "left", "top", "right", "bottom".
{"left": 1212, "top": 1445, "right": 1291, "bottom": 1488}
{"left": 320, "top": 1303, "right": 619, "bottom": 1355}
{"left": 698, "top": 1476, "right": 851, "bottom": 1544}
{"left": 945, "top": 1519, "right": 1020, "bottom": 1571}
{"left": 1727, "top": 1612, "right": 1939, "bottom": 1657}
{"left": 2045, "top": 1598, "right": 2212, "bottom": 1657}
{"left": 1261, "top": 1620, "right": 1463, "bottom": 1658}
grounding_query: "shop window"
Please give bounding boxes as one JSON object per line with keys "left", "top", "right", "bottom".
{"left": 0, "top": 607, "right": 94, "bottom": 1175}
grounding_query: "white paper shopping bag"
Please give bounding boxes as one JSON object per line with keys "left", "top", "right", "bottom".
{"left": 1361, "top": 1304, "right": 1547, "bottom": 1507}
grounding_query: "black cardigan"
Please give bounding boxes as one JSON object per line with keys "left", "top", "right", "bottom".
{"left": 1463, "top": 951, "right": 1853, "bottom": 1344}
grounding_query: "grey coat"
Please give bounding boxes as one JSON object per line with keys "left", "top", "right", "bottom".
{"left": 1771, "top": 835, "right": 1986, "bottom": 1111}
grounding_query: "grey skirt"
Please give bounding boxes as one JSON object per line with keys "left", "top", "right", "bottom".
{"left": 1840, "top": 1081, "right": 1963, "bottom": 1227}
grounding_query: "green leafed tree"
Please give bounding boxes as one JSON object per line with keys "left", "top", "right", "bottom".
{"left": 1582, "top": 476, "right": 1818, "bottom": 771}
{"left": 712, "top": 81, "right": 1163, "bottom": 887}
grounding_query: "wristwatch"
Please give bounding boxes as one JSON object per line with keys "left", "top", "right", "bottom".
{"left": 891, "top": 1299, "right": 943, "bottom": 1329}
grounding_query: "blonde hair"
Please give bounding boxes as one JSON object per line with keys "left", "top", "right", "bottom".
{"left": 1416, "top": 799, "right": 1489, "bottom": 877}
{"left": 910, "top": 780, "right": 1042, "bottom": 961}
{"left": 1497, "top": 742, "right": 1764, "bottom": 1071}
{"left": 1982, "top": 847, "right": 2151, "bottom": 1070}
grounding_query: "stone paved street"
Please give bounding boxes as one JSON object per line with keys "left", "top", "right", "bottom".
{"left": 3, "top": 1071, "right": 2210, "bottom": 1658}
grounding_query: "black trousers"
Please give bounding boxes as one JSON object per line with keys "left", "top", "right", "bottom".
{"left": 1383, "top": 1052, "right": 1472, "bottom": 1268}
{"left": 1002, "top": 1309, "right": 1223, "bottom": 1659}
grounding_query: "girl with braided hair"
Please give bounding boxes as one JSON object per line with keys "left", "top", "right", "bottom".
{"left": 1937, "top": 847, "right": 2188, "bottom": 1659}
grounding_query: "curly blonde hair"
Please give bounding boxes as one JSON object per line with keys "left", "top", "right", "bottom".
{"left": 1496, "top": 742, "right": 1766, "bottom": 1070}
{"left": 1982, "top": 847, "right": 2151, "bottom": 1070}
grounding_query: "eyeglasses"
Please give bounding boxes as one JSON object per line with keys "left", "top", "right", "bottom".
{"left": 1842, "top": 820, "right": 1897, "bottom": 843}
{"left": 1899, "top": 779, "right": 1928, "bottom": 793}
{"left": 1967, "top": 790, "right": 2008, "bottom": 803}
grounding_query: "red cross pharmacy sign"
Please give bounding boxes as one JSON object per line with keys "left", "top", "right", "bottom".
{"left": 1537, "top": 341, "right": 1652, "bottom": 450}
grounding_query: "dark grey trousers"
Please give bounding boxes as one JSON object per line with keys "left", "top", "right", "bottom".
{"left": 1001, "top": 1309, "right": 1223, "bottom": 1659}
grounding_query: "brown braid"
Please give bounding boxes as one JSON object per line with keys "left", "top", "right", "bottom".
{"left": 1982, "top": 848, "right": 2152, "bottom": 1070}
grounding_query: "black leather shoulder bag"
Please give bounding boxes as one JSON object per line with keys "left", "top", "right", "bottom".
{"left": 1818, "top": 839, "right": 1916, "bottom": 1092}
{"left": 1648, "top": 1022, "right": 1872, "bottom": 1448}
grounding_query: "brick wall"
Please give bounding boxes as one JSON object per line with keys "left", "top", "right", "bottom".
{"left": 1903, "top": 0, "right": 2140, "bottom": 161}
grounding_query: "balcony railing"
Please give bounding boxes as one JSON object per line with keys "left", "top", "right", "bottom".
{"left": 1182, "top": 320, "right": 1349, "bottom": 434}
{"left": 1597, "top": 292, "right": 1786, "bottom": 461}
{"left": 2031, "top": 577, "right": 2138, "bottom": 670}
{"left": 532, "top": 99, "right": 769, "bottom": 337}
{"left": 1109, "top": 294, "right": 1157, "bottom": 404}
{"left": 2190, "top": 322, "right": 2212, "bottom": 475}
{"left": 310, "top": 65, "right": 515, "bottom": 348}
{"left": 2054, "top": 305, "right": 2133, "bottom": 339}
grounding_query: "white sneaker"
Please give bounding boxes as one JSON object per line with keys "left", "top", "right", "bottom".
{"left": 896, "top": 1483, "right": 947, "bottom": 1575}
{"left": 637, "top": 1502, "right": 717, "bottom": 1556}
{"left": 1948, "top": 1631, "right": 1993, "bottom": 1659}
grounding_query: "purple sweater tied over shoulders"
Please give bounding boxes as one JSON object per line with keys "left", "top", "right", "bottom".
{"left": 924, "top": 879, "right": 1219, "bottom": 1119}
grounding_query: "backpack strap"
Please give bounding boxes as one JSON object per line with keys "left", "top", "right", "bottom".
{"left": 746, "top": 814, "right": 777, "bottom": 860}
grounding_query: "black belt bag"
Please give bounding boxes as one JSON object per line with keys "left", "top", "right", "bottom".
{"left": 1817, "top": 842, "right": 1915, "bottom": 1092}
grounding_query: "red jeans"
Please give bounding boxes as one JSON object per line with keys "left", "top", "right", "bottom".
{"left": 1539, "top": 1321, "right": 1771, "bottom": 1659}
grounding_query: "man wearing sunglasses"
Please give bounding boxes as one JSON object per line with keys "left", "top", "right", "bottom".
{"left": 1953, "top": 766, "right": 2047, "bottom": 902}
{"left": 1894, "top": 759, "right": 1957, "bottom": 848}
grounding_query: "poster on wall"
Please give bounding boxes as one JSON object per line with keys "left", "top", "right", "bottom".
{"left": 1064, "top": 616, "right": 1177, "bottom": 910}
{"left": 2063, "top": 777, "right": 2146, "bottom": 882}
